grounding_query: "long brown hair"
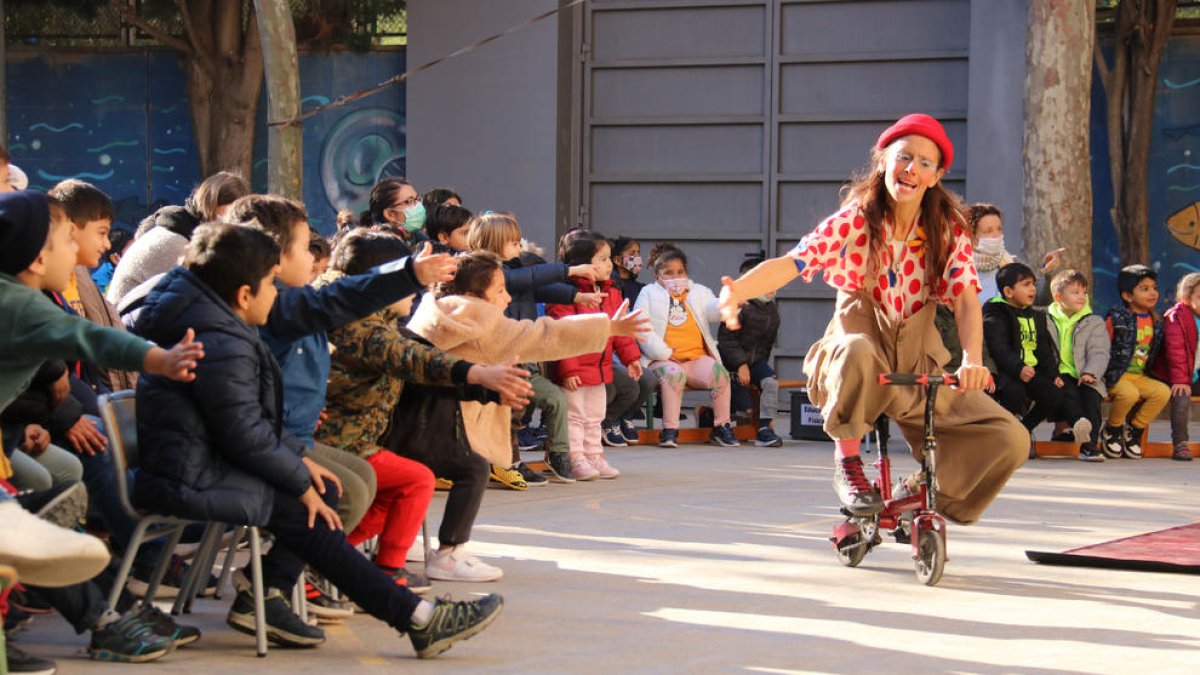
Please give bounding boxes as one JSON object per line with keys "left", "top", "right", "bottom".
{"left": 435, "top": 250, "right": 502, "bottom": 299}
{"left": 840, "top": 146, "right": 965, "bottom": 289}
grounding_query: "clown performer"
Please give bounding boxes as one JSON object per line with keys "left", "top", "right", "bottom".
{"left": 717, "top": 114, "right": 1027, "bottom": 525}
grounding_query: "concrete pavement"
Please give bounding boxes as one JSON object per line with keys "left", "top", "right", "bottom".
{"left": 12, "top": 434, "right": 1200, "bottom": 674}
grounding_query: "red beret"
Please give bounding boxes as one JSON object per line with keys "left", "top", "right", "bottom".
{"left": 875, "top": 114, "right": 953, "bottom": 171}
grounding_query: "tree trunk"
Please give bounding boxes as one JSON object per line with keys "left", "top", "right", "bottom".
{"left": 1023, "top": 0, "right": 1095, "bottom": 282}
{"left": 1095, "top": 0, "right": 1178, "bottom": 266}
{"left": 255, "top": 0, "right": 303, "bottom": 199}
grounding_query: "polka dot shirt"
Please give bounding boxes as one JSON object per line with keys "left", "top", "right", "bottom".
{"left": 788, "top": 202, "right": 981, "bottom": 322}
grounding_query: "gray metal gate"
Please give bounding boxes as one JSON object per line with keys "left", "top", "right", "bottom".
{"left": 577, "top": 0, "right": 970, "bottom": 378}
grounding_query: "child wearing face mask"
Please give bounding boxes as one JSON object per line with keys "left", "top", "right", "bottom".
{"left": 603, "top": 236, "right": 654, "bottom": 446}
{"left": 718, "top": 256, "right": 784, "bottom": 447}
{"left": 610, "top": 236, "right": 646, "bottom": 304}
{"left": 545, "top": 230, "right": 644, "bottom": 479}
{"left": 633, "top": 243, "right": 738, "bottom": 448}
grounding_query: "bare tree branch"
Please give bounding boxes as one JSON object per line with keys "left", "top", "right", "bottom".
{"left": 111, "top": 0, "right": 191, "bottom": 53}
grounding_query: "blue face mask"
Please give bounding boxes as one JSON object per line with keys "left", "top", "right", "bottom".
{"left": 401, "top": 202, "right": 426, "bottom": 233}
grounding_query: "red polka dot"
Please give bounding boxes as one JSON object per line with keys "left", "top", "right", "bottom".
{"left": 917, "top": 257, "right": 926, "bottom": 268}
{"left": 833, "top": 274, "right": 845, "bottom": 286}
{"left": 893, "top": 297, "right": 903, "bottom": 312}
{"left": 849, "top": 252, "right": 863, "bottom": 267}
{"left": 847, "top": 270, "right": 860, "bottom": 284}
{"left": 903, "top": 260, "right": 915, "bottom": 276}
{"left": 908, "top": 278, "right": 920, "bottom": 295}
{"left": 873, "top": 288, "right": 883, "bottom": 302}
{"left": 878, "top": 274, "right": 888, "bottom": 289}
{"left": 950, "top": 266, "right": 964, "bottom": 278}
{"left": 817, "top": 242, "right": 826, "bottom": 255}
{"left": 952, "top": 282, "right": 964, "bottom": 296}
{"left": 963, "top": 243, "right": 973, "bottom": 257}
{"left": 854, "top": 215, "right": 865, "bottom": 229}
{"left": 957, "top": 251, "right": 969, "bottom": 262}
{"left": 838, "top": 222, "right": 850, "bottom": 238}
{"left": 911, "top": 300, "right": 924, "bottom": 313}
{"left": 854, "top": 233, "right": 867, "bottom": 247}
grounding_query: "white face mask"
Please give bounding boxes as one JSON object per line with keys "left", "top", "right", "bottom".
{"left": 660, "top": 278, "right": 688, "bottom": 296}
{"left": 975, "top": 236, "right": 1005, "bottom": 256}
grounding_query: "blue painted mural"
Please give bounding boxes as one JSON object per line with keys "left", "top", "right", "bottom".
{"left": 1091, "top": 35, "right": 1200, "bottom": 312}
{"left": 5, "top": 49, "right": 406, "bottom": 236}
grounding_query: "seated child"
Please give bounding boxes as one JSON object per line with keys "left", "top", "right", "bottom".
{"left": 132, "top": 222, "right": 502, "bottom": 658}
{"left": 319, "top": 229, "right": 532, "bottom": 584}
{"left": 603, "top": 236, "right": 653, "bottom": 446}
{"left": 467, "top": 213, "right": 607, "bottom": 486}
{"left": 983, "top": 263, "right": 1087, "bottom": 446}
{"left": 1149, "top": 272, "right": 1200, "bottom": 461}
{"left": 546, "top": 230, "right": 644, "bottom": 480}
{"left": 406, "top": 250, "right": 649, "bottom": 487}
{"left": 1101, "top": 264, "right": 1171, "bottom": 459}
{"left": 91, "top": 226, "right": 133, "bottom": 296}
{"left": 426, "top": 204, "right": 473, "bottom": 254}
{"left": 633, "top": 243, "right": 737, "bottom": 448}
{"left": 718, "top": 257, "right": 784, "bottom": 447}
{"left": 1046, "top": 270, "right": 1111, "bottom": 462}
{"left": 1, "top": 360, "right": 84, "bottom": 491}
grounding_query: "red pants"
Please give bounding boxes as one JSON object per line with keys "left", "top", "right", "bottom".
{"left": 347, "top": 450, "right": 434, "bottom": 569}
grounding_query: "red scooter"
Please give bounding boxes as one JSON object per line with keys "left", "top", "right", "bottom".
{"left": 829, "top": 373, "right": 953, "bottom": 586}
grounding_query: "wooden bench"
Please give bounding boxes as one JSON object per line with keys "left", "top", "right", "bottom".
{"left": 1032, "top": 395, "right": 1200, "bottom": 458}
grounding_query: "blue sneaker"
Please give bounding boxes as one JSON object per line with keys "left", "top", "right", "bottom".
{"left": 709, "top": 423, "right": 739, "bottom": 448}
{"left": 516, "top": 427, "right": 542, "bottom": 451}
{"left": 602, "top": 422, "right": 628, "bottom": 447}
{"left": 619, "top": 418, "right": 640, "bottom": 445}
{"left": 658, "top": 428, "right": 679, "bottom": 448}
{"left": 755, "top": 426, "right": 783, "bottom": 447}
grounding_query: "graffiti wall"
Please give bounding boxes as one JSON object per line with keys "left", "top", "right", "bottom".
{"left": 1091, "top": 35, "right": 1200, "bottom": 312}
{"left": 4, "top": 49, "right": 406, "bottom": 236}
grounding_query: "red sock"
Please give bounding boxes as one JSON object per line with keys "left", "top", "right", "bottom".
{"left": 834, "top": 438, "right": 861, "bottom": 460}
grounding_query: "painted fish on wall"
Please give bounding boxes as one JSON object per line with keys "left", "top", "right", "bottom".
{"left": 1167, "top": 201, "right": 1200, "bottom": 249}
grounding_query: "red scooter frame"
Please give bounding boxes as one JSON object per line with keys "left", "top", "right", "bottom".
{"left": 829, "top": 373, "right": 952, "bottom": 585}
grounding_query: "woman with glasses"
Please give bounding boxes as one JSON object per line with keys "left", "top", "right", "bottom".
{"left": 360, "top": 178, "right": 431, "bottom": 245}
{"left": 716, "top": 114, "right": 1027, "bottom": 528}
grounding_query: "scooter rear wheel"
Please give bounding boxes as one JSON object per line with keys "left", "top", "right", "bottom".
{"left": 914, "top": 529, "right": 945, "bottom": 586}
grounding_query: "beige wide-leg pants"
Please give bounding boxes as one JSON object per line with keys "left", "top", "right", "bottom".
{"left": 803, "top": 292, "right": 1028, "bottom": 525}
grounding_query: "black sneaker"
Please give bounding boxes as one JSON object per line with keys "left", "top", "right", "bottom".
{"left": 516, "top": 427, "right": 542, "bottom": 451}
{"left": 303, "top": 570, "right": 354, "bottom": 621}
{"left": 833, "top": 456, "right": 883, "bottom": 516}
{"left": 5, "top": 604, "right": 33, "bottom": 635}
{"left": 545, "top": 451, "right": 576, "bottom": 483}
{"left": 382, "top": 566, "right": 433, "bottom": 594}
{"left": 226, "top": 589, "right": 325, "bottom": 647}
{"left": 6, "top": 644, "right": 57, "bottom": 674}
{"left": 408, "top": 594, "right": 504, "bottom": 659}
{"left": 1100, "top": 425, "right": 1126, "bottom": 459}
{"left": 755, "top": 426, "right": 783, "bottom": 447}
{"left": 709, "top": 423, "right": 739, "bottom": 447}
{"left": 1123, "top": 426, "right": 1144, "bottom": 459}
{"left": 89, "top": 612, "right": 175, "bottom": 662}
{"left": 136, "top": 603, "right": 201, "bottom": 646}
{"left": 1078, "top": 442, "right": 1105, "bottom": 463}
{"left": 602, "top": 422, "right": 628, "bottom": 447}
{"left": 619, "top": 418, "right": 640, "bottom": 445}
{"left": 128, "top": 556, "right": 217, "bottom": 600}
{"left": 514, "top": 461, "right": 548, "bottom": 487}
{"left": 658, "top": 428, "right": 679, "bottom": 448}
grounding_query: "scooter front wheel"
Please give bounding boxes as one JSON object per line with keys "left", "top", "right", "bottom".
{"left": 914, "top": 529, "right": 945, "bottom": 586}
{"left": 836, "top": 532, "right": 869, "bottom": 567}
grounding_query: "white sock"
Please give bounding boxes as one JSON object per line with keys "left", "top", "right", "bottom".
{"left": 410, "top": 600, "right": 435, "bottom": 628}
{"left": 94, "top": 609, "right": 121, "bottom": 630}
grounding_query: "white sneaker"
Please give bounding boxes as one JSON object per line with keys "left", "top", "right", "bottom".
{"left": 0, "top": 500, "right": 110, "bottom": 587}
{"left": 588, "top": 454, "right": 621, "bottom": 479}
{"left": 424, "top": 546, "right": 503, "bottom": 582}
{"left": 1072, "top": 418, "right": 1093, "bottom": 446}
{"left": 570, "top": 454, "right": 599, "bottom": 481}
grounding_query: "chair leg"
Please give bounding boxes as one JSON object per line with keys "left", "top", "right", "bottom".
{"left": 185, "top": 523, "right": 227, "bottom": 613}
{"left": 421, "top": 519, "right": 432, "bottom": 562}
{"left": 107, "top": 519, "right": 153, "bottom": 611}
{"left": 214, "top": 526, "right": 247, "bottom": 600}
{"left": 172, "top": 522, "right": 219, "bottom": 615}
{"left": 249, "top": 527, "right": 268, "bottom": 658}
{"left": 140, "top": 526, "right": 186, "bottom": 608}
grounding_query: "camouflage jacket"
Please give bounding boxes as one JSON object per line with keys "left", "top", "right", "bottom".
{"left": 315, "top": 271, "right": 477, "bottom": 457}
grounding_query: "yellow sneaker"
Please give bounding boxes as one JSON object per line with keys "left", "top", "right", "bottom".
{"left": 489, "top": 464, "right": 528, "bottom": 491}
{"left": 434, "top": 477, "right": 454, "bottom": 491}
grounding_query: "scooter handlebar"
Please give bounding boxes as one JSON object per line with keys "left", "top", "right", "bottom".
{"left": 877, "top": 373, "right": 959, "bottom": 387}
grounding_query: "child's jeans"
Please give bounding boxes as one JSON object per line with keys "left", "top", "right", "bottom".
{"left": 992, "top": 373, "right": 1064, "bottom": 431}
{"left": 1168, "top": 381, "right": 1200, "bottom": 447}
{"left": 730, "top": 359, "right": 780, "bottom": 422}
{"left": 1107, "top": 373, "right": 1170, "bottom": 429}
{"left": 1057, "top": 379, "right": 1102, "bottom": 444}
{"left": 647, "top": 356, "right": 732, "bottom": 430}
{"left": 348, "top": 450, "right": 434, "bottom": 570}
{"left": 565, "top": 384, "right": 606, "bottom": 457}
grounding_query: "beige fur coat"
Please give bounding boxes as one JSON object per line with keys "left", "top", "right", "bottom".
{"left": 406, "top": 293, "right": 612, "bottom": 466}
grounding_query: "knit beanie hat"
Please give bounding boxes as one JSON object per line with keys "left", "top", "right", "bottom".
{"left": 876, "top": 113, "right": 954, "bottom": 171}
{"left": 0, "top": 190, "right": 52, "bottom": 275}
{"left": 1117, "top": 264, "right": 1156, "bottom": 298}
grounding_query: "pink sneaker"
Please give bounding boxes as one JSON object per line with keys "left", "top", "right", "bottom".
{"left": 588, "top": 454, "right": 620, "bottom": 479}
{"left": 570, "top": 453, "right": 599, "bottom": 481}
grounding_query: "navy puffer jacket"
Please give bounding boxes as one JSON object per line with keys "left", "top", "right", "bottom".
{"left": 131, "top": 267, "right": 311, "bottom": 526}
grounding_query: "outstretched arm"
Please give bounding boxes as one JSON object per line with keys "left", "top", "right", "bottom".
{"left": 718, "top": 257, "right": 801, "bottom": 329}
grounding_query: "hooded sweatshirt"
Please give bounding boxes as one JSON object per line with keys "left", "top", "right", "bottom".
{"left": 1046, "top": 300, "right": 1111, "bottom": 398}
{"left": 982, "top": 295, "right": 1058, "bottom": 390}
